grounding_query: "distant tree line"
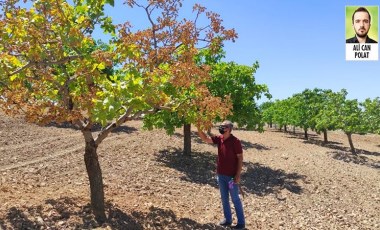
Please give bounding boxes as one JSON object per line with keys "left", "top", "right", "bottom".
{"left": 260, "top": 88, "right": 380, "bottom": 154}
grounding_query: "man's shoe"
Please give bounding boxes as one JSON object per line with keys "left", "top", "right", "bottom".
{"left": 219, "top": 219, "right": 232, "bottom": 226}
{"left": 232, "top": 223, "right": 245, "bottom": 229}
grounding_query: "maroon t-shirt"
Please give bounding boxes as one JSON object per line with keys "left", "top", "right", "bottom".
{"left": 212, "top": 134, "right": 243, "bottom": 177}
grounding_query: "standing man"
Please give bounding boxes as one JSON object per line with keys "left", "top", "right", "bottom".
{"left": 346, "top": 7, "right": 378, "bottom": 43}
{"left": 197, "top": 120, "right": 245, "bottom": 229}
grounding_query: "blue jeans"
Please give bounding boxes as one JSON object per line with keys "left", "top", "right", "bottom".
{"left": 217, "top": 174, "right": 245, "bottom": 225}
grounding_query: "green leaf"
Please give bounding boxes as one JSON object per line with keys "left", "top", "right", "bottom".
{"left": 97, "top": 62, "right": 106, "bottom": 70}
{"left": 105, "top": 0, "right": 114, "bottom": 7}
{"left": 76, "top": 15, "right": 86, "bottom": 23}
{"left": 10, "top": 75, "right": 18, "bottom": 81}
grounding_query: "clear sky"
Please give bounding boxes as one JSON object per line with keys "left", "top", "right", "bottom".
{"left": 98, "top": 0, "right": 380, "bottom": 102}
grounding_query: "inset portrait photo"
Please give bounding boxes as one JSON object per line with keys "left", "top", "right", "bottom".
{"left": 345, "top": 6, "right": 379, "bottom": 61}
{"left": 346, "top": 6, "right": 378, "bottom": 43}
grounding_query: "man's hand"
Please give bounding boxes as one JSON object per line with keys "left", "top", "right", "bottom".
{"left": 196, "top": 126, "right": 214, "bottom": 144}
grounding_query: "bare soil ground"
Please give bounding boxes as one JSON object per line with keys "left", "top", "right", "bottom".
{"left": 0, "top": 114, "right": 379, "bottom": 229}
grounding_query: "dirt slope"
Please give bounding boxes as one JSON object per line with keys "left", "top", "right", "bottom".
{"left": 0, "top": 114, "right": 379, "bottom": 229}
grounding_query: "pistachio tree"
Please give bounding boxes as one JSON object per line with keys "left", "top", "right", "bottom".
{"left": 144, "top": 49, "right": 270, "bottom": 156}
{"left": 362, "top": 97, "right": 380, "bottom": 135}
{"left": 260, "top": 101, "right": 274, "bottom": 128}
{"left": 207, "top": 60, "right": 271, "bottom": 131}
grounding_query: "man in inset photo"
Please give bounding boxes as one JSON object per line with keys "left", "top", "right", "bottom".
{"left": 346, "top": 7, "right": 378, "bottom": 43}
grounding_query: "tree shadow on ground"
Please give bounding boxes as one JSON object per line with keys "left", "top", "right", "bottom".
{"left": 0, "top": 197, "right": 224, "bottom": 230}
{"left": 46, "top": 121, "right": 82, "bottom": 130}
{"left": 156, "top": 148, "right": 218, "bottom": 186}
{"left": 173, "top": 131, "right": 205, "bottom": 145}
{"left": 302, "top": 138, "right": 380, "bottom": 156}
{"left": 46, "top": 122, "right": 138, "bottom": 133}
{"left": 302, "top": 139, "right": 380, "bottom": 168}
{"left": 240, "top": 140, "right": 271, "bottom": 151}
{"left": 330, "top": 151, "right": 380, "bottom": 169}
{"left": 272, "top": 129, "right": 319, "bottom": 138}
{"left": 111, "top": 125, "right": 138, "bottom": 134}
{"left": 241, "top": 162, "right": 306, "bottom": 198}
{"left": 302, "top": 139, "right": 343, "bottom": 147}
{"left": 2, "top": 197, "right": 103, "bottom": 229}
{"left": 357, "top": 149, "right": 380, "bottom": 157}
{"left": 281, "top": 130, "right": 380, "bottom": 160}
{"left": 155, "top": 149, "right": 306, "bottom": 198}
{"left": 129, "top": 206, "right": 226, "bottom": 230}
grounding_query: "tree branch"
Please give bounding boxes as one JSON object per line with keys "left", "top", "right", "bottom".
{"left": 8, "top": 55, "right": 82, "bottom": 77}
{"left": 143, "top": 4, "right": 159, "bottom": 66}
{"left": 8, "top": 62, "right": 34, "bottom": 76}
{"left": 95, "top": 107, "right": 133, "bottom": 146}
{"left": 94, "top": 103, "right": 173, "bottom": 146}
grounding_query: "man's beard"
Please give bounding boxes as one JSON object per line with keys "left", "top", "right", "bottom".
{"left": 355, "top": 27, "right": 368, "bottom": 38}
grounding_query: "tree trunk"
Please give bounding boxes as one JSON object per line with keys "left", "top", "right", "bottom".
{"left": 304, "top": 128, "right": 308, "bottom": 140}
{"left": 346, "top": 132, "right": 356, "bottom": 155}
{"left": 183, "top": 123, "right": 191, "bottom": 156}
{"left": 293, "top": 126, "right": 296, "bottom": 134}
{"left": 83, "top": 131, "right": 106, "bottom": 223}
{"left": 284, "top": 125, "right": 287, "bottom": 132}
{"left": 323, "top": 129, "right": 328, "bottom": 143}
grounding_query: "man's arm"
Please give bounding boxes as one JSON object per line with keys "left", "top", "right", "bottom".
{"left": 196, "top": 126, "right": 214, "bottom": 144}
{"left": 234, "top": 153, "right": 243, "bottom": 184}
